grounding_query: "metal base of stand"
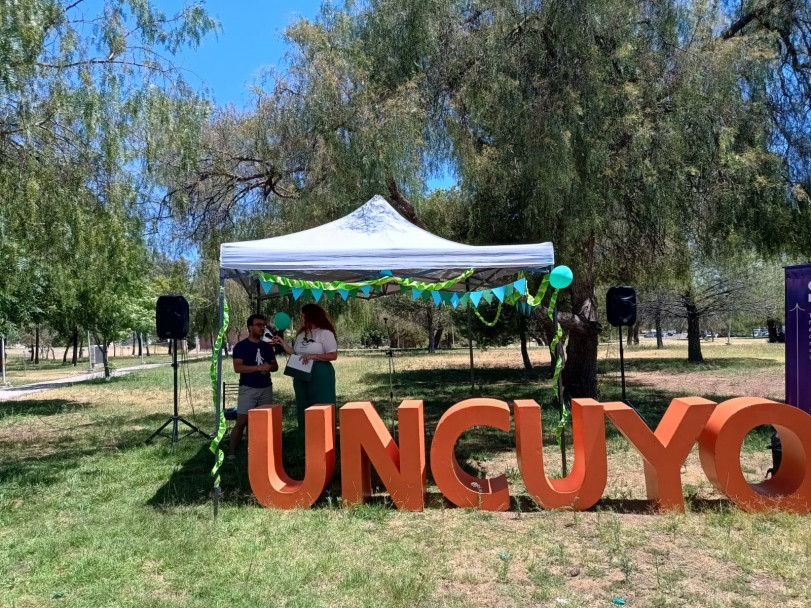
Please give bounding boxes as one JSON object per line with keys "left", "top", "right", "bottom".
{"left": 146, "top": 415, "right": 210, "bottom": 446}
{"left": 145, "top": 337, "right": 210, "bottom": 447}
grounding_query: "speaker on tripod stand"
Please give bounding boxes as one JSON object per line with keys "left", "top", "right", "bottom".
{"left": 607, "top": 286, "right": 637, "bottom": 408}
{"left": 146, "top": 295, "right": 210, "bottom": 446}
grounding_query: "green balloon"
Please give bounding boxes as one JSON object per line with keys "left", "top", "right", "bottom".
{"left": 549, "top": 265, "right": 573, "bottom": 289}
{"left": 274, "top": 312, "right": 291, "bottom": 331}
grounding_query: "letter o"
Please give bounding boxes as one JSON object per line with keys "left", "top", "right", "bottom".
{"left": 699, "top": 398, "right": 811, "bottom": 513}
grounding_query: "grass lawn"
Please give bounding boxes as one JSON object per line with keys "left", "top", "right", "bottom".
{"left": 2, "top": 346, "right": 178, "bottom": 387}
{"left": 2, "top": 339, "right": 808, "bottom": 607}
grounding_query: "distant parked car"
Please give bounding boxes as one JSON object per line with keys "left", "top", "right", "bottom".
{"left": 643, "top": 330, "right": 658, "bottom": 338}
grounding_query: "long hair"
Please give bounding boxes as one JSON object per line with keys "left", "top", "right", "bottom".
{"left": 297, "top": 303, "right": 336, "bottom": 336}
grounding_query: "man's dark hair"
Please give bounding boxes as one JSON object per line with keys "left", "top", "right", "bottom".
{"left": 247, "top": 314, "right": 266, "bottom": 328}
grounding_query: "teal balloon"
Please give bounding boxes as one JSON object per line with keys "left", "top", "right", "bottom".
{"left": 274, "top": 312, "right": 291, "bottom": 331}
{"left": 549, "top": 266, "right": 573, "bottom": 289}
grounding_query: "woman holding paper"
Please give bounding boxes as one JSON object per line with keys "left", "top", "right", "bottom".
{"left": 271, "top": 303, "right": 338, "bottom": 436}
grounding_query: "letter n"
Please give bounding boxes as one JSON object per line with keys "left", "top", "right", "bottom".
{"left": 515, "top": 398, "right": 607, "bottom": 510}
{"left": 430, "top": 398, "right": 511, "bottom": 511}
{"left": 248, "top": 404, "right": 335, "bottom": 509}
{"left": 340, "top": 401, "right": 426, "bottom": 511}
{"left": 604, "top": 397, "right": 716, "bottom": 512}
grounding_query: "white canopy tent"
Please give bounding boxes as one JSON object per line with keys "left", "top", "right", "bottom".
{"left": 214, "top": 195, "right": 556, "bottom": 418}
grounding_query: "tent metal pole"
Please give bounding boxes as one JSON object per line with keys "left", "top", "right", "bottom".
{"left": 466, "top": 279, "right": 474, "bottom": 392}
{"left": 215, "top": 272, "right": 226, "bottom": 428}
{"left": 554, "top": 298, "right": 568, "bottom": 476}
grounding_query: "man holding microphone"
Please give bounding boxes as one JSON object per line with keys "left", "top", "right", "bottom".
{"left": 227, "top": 314, "right": 278, "bottom": 464}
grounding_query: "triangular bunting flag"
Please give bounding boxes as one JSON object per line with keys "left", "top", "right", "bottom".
{"left": 349, "top": 289, "right": 359, "bottom": 299}
{"left": 259, "top": 278, "right": 274, "bottom": 294}
{"left": 291, "top": 287, "right": 305, "bottom": 300}
{"left": 400, "top": 285, "right": 408, "bottom": 294}
{"left": 440, "top": 291, "right": 454, "bottom": 304}
{"left": 431, "top": 291, "right": 442, "bottom": 306}
{"left": 311, "top": 288, "right": 323, "bottom": 302}
{"left": 522, "top": 302, "right": 529, "bottom": 315}
{"left": 492, "top": 286, "right": 506, "bottom": 302}
{"left": 338, "top": 289, "right": 350, "bottom": 301}
{"left": 452, "top": 293, "right": 460, "bottom": 308}
{"left": 379, "top": 269, "right": 393, "bottom": 276}
{"left": 514, "top": 278, "right": 527, "bottom": 295}
{"left": 482, "top": 290, "right": 494, "bottom": 304}
{"left": 412, "top": 288, "right": 423, "bottom": 300}
{"left": 360, "top": 285, "right": 372, "bottom": 297}
{"left": 505, "top": 284, "right": 515, "bottom": 298}
{"left": 460, "top": 293, "right": 470, "bottom": 305}
{"left": 421, "top": 291, "right": 431, "bottom": 302}
{"left": 326, "top": 291, "right": 335, "bottom": 301}
{"left": 469, "top": 291, "right": 483, "bottom": 307}
{"left": 277, "top": 285, "right": 290, "bottom": 297}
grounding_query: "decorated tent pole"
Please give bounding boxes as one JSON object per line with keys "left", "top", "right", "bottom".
{"left": 466, "top": 279, "right": 475, "bottom": 391}
{"left": 553, "top": 299, "right": 568, "bottom": 476}
{"left": 215, "top": 273, "right": 226, "bottom": 421}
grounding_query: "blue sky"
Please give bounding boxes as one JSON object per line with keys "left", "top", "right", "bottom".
{"left": 171, "top": 1, "right": 455, "bottom": 189}
{"left": 175, "top": 1, "right": 324, "bottom": 108}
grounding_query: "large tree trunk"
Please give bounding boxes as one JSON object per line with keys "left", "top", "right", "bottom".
{"left": 71, "top": 332, "right": 78, "bottom": 366}
{"left": 63, "top": 342, "right": 70, "bottom": 364}
{"left": 98, "top": 339, "right": 111, "bottom": 378}
{"left": 560, "top": 236, "right": 600, "bottom": 399}
{"left": 686, "top": 295, "right": 704, "bottom": 363}
{"left": 132, "top": 332, "right": 136, "bottom": 355}
{"left": 137, "top": 333, "right": 143, "bottom": 357}
{"left": 433, "top": 326, "right": 444, "bottom": 350}
{"left": 655, "top": 307, "right": 664, "bottom": 349}
{"left": 519, "top": 327, "right": 532, "bottom": 370}
{"left": 145, "top": 335, "right": 150, "bottom": 357}
{"left": 767, "top": 318, "right": 778, "bottom": 343}
{"left": 426, "top": 307, "right": 435, "bottom": 353}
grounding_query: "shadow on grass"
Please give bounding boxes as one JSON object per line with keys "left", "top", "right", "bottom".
{"left": 599, "top": 356, "right": 781, "bottom": 375}
{"left": 0, "top": 398, "right": 87, "bottom": 418}
{"left": 0, "top": 410, "right": 187, "bottom": 491}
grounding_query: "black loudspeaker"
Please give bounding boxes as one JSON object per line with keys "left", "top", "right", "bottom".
{"left": 606, "top": 286, "right": 637, "bottom": 327}
{"left": 156, "top": 295, "right": 189, "bottom": 339}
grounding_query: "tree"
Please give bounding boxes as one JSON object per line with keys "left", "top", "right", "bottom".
{"left": 160, "top": 0, "right": 810, "bottom": 400}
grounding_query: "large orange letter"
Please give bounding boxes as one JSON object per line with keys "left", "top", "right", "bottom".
{"left": 248, "top": 404, "right": 335, "bottom": 509}
{"left": 430, "top": 398, "right": 511, "bottom": 511}
{"left": 699, "top": 397, "right": 811, "bottom": 513}
{"left": 603, "top": 397, "right": 717, "bottom": 512}
{"left": 514, "top": 398, "right": 607, "bottom": 510}
{"left": 340, "top": 401, "right": 426, "bottom": 510}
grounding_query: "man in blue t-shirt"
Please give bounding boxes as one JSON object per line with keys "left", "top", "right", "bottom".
{"left": 227, "top": 314, "right": 278, "bottom": 462}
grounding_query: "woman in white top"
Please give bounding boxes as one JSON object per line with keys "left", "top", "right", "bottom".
{"left": 272, "top": 303, "right": 338, "bottom": 436}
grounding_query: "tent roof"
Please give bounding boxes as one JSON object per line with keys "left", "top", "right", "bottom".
{"left": 220, "top": 195, "right": 554, "bottom": 291}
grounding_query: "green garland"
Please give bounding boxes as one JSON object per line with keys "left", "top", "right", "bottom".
{"left": 209, "top": 291, "right": 230, "bottom": 488}
{"left": 256, "top": 268, "right": 475, "bottom": 293}
{"left": 473, "top": 302, "right": 503, "bottom": 326}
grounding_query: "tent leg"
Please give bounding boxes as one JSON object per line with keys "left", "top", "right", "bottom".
{"left": 466, "top": 280, "right": 475, "bottom": 392}
{"left": 215, "top": 273, "right": 225, "bottom": 430}
{"left": 554, "top": 298, "right": 567, "bottom": 476}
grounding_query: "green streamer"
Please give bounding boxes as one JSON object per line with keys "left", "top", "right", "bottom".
{"left": 256, "top": 268, "right": 475, "bottom": 294}
{"left": 473, "top": 302, "right": 503, "bottom": 327}
{"left": 209, "top": 292, "right": 230, "bottom": 487}
{"left": 555, "top": 402, "right": 570, "bottom": 447}
{"left": 526, "top": 274, "right": 551, "bottom": 307}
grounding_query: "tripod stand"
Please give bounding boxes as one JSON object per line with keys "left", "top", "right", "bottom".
{"left": 146, "top": 338, "right": 210, "bottom": 446}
